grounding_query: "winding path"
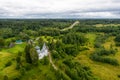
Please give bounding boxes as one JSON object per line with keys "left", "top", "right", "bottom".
{"left": 48, "top": 51, "right": 58, "bottom": 70}
{"left": 61, "top": 21, "right": 80, "bottom": 31}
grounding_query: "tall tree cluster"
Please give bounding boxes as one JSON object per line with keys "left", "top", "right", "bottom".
{"left": 25, "top": 44, "right": 38, "bottom": 65}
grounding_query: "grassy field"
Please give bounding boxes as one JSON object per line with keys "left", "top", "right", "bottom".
{"left": 75, "top": 33, "right": 120, "bottom": 80}
{"left": 0, "top": 43, "right": 26, "bottom": 80}
{"left": 0, "top": 52, "right": 20, "bottom": 80}
{"left": 95, "top": 24, "right": 120, "bottom": 27}
{"left": 1, "top": 43, "right": 26, "bottom": 54}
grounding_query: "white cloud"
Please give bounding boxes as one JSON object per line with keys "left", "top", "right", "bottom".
{"left": 0, "top": 0, "right": 120, "bottom": 18}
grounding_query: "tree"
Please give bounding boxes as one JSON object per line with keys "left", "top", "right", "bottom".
{"left": 40, "top": 56, "right": 49, "bottom": 65}
{"left": 30, "top": 48, "right": 38, "bottom": 65}
{"left": 38, "top": 37, "right": 44, "bottom": 48}
{"left": 16, "top": 52, "right": 22, "bottom": 70}
{"left": 115, "top": 34, "right": 120, "bottom": 42}
{"left": 0, "top": 38, "right": 5, "bottom": 48}
{"left": 4, "top": 75, "right": 8, "bottom": 80}
{"left": 62, "top": 33, "right": 87, "bottom": 45}
{"left": 0, "top": 28, "right": 13, "bottom": 38}
{"left": 25, "top": 44, "right": 32, "bottom": 63}
{"left": 18, "top": 32, "right": 30, "bottom": 41}
{"left": 64, "top": 44, "right": 79, "bottom": 56}
{"left": 25, "top": 44, "right": 38, "bottom": 65}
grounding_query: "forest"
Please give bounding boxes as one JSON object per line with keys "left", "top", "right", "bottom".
{"left": 0, "top": 19, "right": 120, "bottom": 80}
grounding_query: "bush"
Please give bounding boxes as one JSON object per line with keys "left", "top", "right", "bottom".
{"left": 118, "top": 74, "right": 120, "bottom": 78}
{"left": 115, "top": 34, "right": 120, "bottom": 42}
{"left": 115, "top": 42, "right": 120, "bottom": 46}
{"left": 62, "top": 33, "right": 87, "bottom": 45}
{"left": 90, "top": 53, "right": 119, "bottom": 66}
{"left": 13, "top": 78, "right": 20, "bottom": 80}
{"left": 0, "top": 38, "right": 5, "bottom": 48}
{"left": 94, "top": 42, "right": 101, "bottom": 48}
{"left": 24, "top": 63, "right": 32, "bottom": 71}
{"left": 4, "top": 75, "right": 8, "bottom": 80}
{"left": 103, "top": 57, "right": 119, "bottom": 66}
{"left": 51, "top": 50, "right": 61, "bottom": 59}
{"left": 20, "top": 68, "right": 26, "bottom": 75}
{"left": 64, "top": 44, "right": 80, "bottom": 56}
{"left": 114, "top": 34, "right": 120, "bottom": 46}
{"left": 16, "top": 52, "right": 22, "bottom": 70}
{"left": 40, "top": 56, "right": 49, "bottom": 65}
{"left": 16, "top": 63, "right": 20, "bottom": 70}
{"left": 5, "top": 61, "right": 12, "bottom": 67}
{"left": 63, "top": 58, "right": 74, "bottom": 68}
{"left": 94, "top": 48, "right": 116, "bottom": 56}
{"left": 54, "top": 69, "right": 71, "bottom": 80}
{"left": 63, "top": 59, "right": 98, "bottom": 80}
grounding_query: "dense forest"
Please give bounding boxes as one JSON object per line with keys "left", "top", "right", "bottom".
{"left": 0, "top": 19, "right": 120, "bottom": 80}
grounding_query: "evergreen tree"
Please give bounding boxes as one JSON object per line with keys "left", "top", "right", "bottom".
{"left": 0, "top": 38, "right": 5, "bottom": 48}
{"left": 25, "top": 44, "right": 38, "bottom": 65}
{"left": 25, "top": 44, "right": 32, "bottom": 63}
{"left": 30, "top": 48, "right": 38, "bottom": 65}
{"left": 4, "top": 75, "right": 8, "bottom": 80}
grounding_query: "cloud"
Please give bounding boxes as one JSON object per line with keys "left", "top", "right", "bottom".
{"left": 0, "top": 0, "right": 120, "bottom": 18}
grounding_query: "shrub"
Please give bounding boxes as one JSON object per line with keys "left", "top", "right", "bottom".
{"left": 54, "top": 69, "right": 71, "bottom": 80}
{"left": 94, "top": 48, "right": 116, "bottom": 56}
{"left": 51, "top": 50, "right": 61, "bottom": 59}
{"left": 118, "top": 74, "right": 120, "bottom": 78}
{"left": 64, "top": 44, "right": 80, "bottom": 56}
{"left": 0, "top": 38, "right": 5, "bottom": 48}
{"left": 24, "top": 63, "right": 32, "bottom": 71}
{"left": 114, "top": 34, "right": 120, "bottom": 46}
{"left": 4, "top": 75, "right": 8, "bottom": 80}
{"left": 62, "top": 33, "right": 87, "bottom": 45}
{"left": 94, "top": 42, "right": 101, "bottom": 48}
{"left": 90, "top": 53, "right": 119, "bottom": 66}
{"left": 13, "top": 77, "right": 20, "bottom": 80}
{"left": 63, "top": 59, "right": 98, "bottom": 80}
{"left": 16, "top": 63, "right": 20, "bottom": 70}
{"left": 115, "top": 42, "right": 120, "bottom": 46}
{"left": 16, "top": 52, "right": 22, "bottom": 70}
{"left": 40, "top": 56, "right": 49, "bottom": 65}
{"left": 20, "top": 68, "right": 26, "bottom": 75}
{"left": 115, "top": 34, "right": 120, "bottom": 42}
{"left": 5, "top": 61, "right": 12, "bottom": 67}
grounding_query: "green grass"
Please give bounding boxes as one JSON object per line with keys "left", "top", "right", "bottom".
{"left": 2, "top": 43, "right": 26, "bottom": 54}
{"left": 0, "top": 42, "right": 26, "bottom": 80}
{"left": 95, "top": 24, "right": 120, "bottom": 27}
{"left": 85, "top": 33, "right": 97, "bottom": 48}
{"left": 20, "top": 63, "right": 57, "bottom": 80}
{"left": 0, "top": 52, "right": 20, "bottom": 80}
{"left": 75, "top": 34, "right": 120, "bottom": 80}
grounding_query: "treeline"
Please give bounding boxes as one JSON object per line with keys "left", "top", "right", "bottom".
{"left": 1, "top": 19, "right": 120, "bottom": 39}
{"left": 76, "top": 25, "right": 120, "bottom": 35}
{"left": 0, "top": 19, "right": 74, "bottom": 38}
{"left": 79, "top": 19, "right": 120, "bottom": 25}
{"left": 90, "top": 48, "right": 119, "bottom": 66}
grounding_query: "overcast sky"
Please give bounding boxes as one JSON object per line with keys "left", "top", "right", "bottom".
{"left": 0, "top": 0, "right": 120, "bottom": 18}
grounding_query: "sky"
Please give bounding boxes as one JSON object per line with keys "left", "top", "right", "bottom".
{"left": 0, "top": 0, "right": 120, "bottom": 19}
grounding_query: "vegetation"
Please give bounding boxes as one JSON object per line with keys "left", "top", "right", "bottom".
{"left": 0, "top": 19, "right": 120, "bottom": 80}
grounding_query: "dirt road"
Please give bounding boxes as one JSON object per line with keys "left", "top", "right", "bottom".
{"left": 48, "top": 52, "right": 58, "bottom": 70}
{"left": 61, "top": 21, "right": 80, "bottom": 31}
